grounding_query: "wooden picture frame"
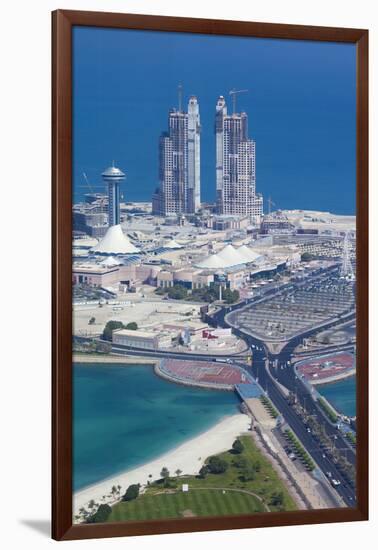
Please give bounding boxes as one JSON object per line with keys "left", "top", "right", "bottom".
{"left": 52, "top": 9, "right": 368, "bottom": 541}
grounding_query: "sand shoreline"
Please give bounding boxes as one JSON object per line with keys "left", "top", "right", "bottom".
{"left": 73, "top": 353, "right": 157, "bottom": 365}
{"left": 73, "top": 413, "right": 251, "bottom": 518}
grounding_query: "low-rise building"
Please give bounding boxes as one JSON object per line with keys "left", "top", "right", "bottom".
{"left": 192, "top": 271, "right": 214, "bottom": 289}
{"left": 112, "top": 328, "right": 173, "bottom": 350}
{"left": 157, "top": 267, "right": 214, "bottom": 290}
{"left": 73, "top": 198, "right": 109, "bottom": 238}
{"left": 224, "top": 266, "right": 248, "bottom": 289}
{"left": 163, "top": 320, "right": 208, "bottom": 335}
{"left": 157, "top": 270, "right": 174, "bottom": 288}
{"left": 212, "top": 214, "right": 250, "bottom": 231}
{"left": 173, "top": 268, "right": 200, "bottom": 288}
{"left": 72, "top": 264, "right": 120, "bottom": 287}
{"left": 73, "top": 262, "right": 161, "bottom": 288}
{"left": 260, "top": 211, "right": 295, "bottom": 235}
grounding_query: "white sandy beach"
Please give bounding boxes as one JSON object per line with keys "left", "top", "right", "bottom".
{"left": 73, "top": 413, "right": 251, "bottom": 517}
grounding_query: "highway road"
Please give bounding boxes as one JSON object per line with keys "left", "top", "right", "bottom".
{"left": 74, "top": 335, "right": 245, "bottom": 362}
{"left": 209, "top": 271, "right": 357, "bottom": 506}
{"left": 248, "top": 346, "right": 356, "bottom": 506}
{"left": 108, "top": 332, "right": 357, "bottom": 506}
{"left": 75, "top": 264, "right": 357, "bottom": 506}
{"left": 293, "top": 342, "right": 355, "bottom": 359}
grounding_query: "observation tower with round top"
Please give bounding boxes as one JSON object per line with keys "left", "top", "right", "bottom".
{"left": 102, "top": 163, "right": 125, "bottom": 227}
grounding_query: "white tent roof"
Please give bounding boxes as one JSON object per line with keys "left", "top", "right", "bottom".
{"left": 196, "top": 253, "right": 228, "bottom": 269}
{"left": 196, "top": 244, "right": 259, "bottom": 269}
{"left": 100, "top": 256, "right": 122, "bottom": 267}
{"left": 237, "top": 245, "right": 262, "bottom": 263}
{"left": 217, "top": 244, "right": 247, "bottom": 266}
{"left": 91, "top": 224, "right": 140, "bottom": 255}
{"left": 163, "top": 239, "right": 183, "bottom": 249}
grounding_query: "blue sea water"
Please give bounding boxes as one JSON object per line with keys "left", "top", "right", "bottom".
{"left": 73, "top": 27, "right": 356, "bottom": 214}
{"left": 73, "top": 363, "right": 240, "bottom": 491}
{"left": 317, "top": 376, "right": 356, "bottom": 417}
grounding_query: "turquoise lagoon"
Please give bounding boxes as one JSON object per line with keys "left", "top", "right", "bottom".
{"left": 73, "top": 363, "right": 240, "bottom": 491}
{"left": 317, "top": 375, "right": 356, "bottom": 418}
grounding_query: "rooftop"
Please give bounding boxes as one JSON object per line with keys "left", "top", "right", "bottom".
{"left": 101, "top": 165, "right": 125, "bottom": 178}
{"left": 73, "top": 262, "right": 118, "bottom": 274}
{"left": 196, "top": 244, "right": 262, "bottom": 269}
{"left": 91, "top": 224, "right": 140, "bottom": 255}
{"left": 114, "top": 328, "right": 162, "bottom": 339}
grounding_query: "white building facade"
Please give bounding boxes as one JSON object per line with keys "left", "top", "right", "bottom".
{"left": 187, "top": 96, "right": 201, "bottom": 213}
{"left": 215, "top": 96, "right": 263, "bottom": 224}
{"left": 101, "top": 165, "right": 125, "bottom": 227}
{"left": 112, "top": 328, "right": 173, "bottom": 350}
{"left": 153, "top": 96, "right": 201, "bottom": 216}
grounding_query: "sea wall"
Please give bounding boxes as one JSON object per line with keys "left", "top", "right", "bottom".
{"left": 154, "top": 363, "right": 234, "bottom": 392}
{"left": 309, "top": 368, "right": 356, "bottom": 386}
{"left": 73, "top": 353, "right": 157, "bottom": 365}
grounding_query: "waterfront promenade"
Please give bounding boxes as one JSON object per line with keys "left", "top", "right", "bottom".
{"left": 294, "top": 351, "right": 355, "bottom": 386}
{"left": 73, "top": 414, "right": 251, "bottom": 520}
{"left": 73, "top": 353, "right": 156, "bottom": 365}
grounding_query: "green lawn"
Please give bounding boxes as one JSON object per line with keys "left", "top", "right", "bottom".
{"left": 109, "top": 489, "right": 265, "bottom": 521}
{"left": 106, "top": 435, "right": 297, "bottom": 523}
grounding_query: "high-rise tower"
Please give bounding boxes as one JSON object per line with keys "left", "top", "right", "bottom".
{"left": 102, "top": 163, "right": 125, "bottom": 226}
{"left": 340, "top": 231, "right": 355, "bottom": 280}
{"left": 91, "top": 163, "right": 139, "bottom": 255}
{"left": 152, "top": 90, "right": 201, "bottom": 216}
{"left": 187, "top": 96, "right": 201, "bottom": 213}
{"left": 215, "top": 96, "right": 227, "bottom": 209}
{"left": 215, "top": 96, "right": 263, "bottom": 223}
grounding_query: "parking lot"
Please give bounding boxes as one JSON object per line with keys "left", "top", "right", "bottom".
{"left": 231, "top": 273, "right": 355, "bottom": 342}
{"left": 73, "top": 284, "right": 115, "bottom": 303}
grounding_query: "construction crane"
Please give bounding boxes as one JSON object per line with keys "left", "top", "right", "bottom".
{"left": 75, "top": 172, "right": 103, "bottom": 191}
{"left": 82, "top": 172, "right": 94, "bottom": 194}
{"left": 178, "top": 83, "right": 183, "bottom": 112}
{"left": 229, "top": 88, "right": 248, "bottom": 114}
{"left": 267, "top": 196, "right": 276, "bottom": 215}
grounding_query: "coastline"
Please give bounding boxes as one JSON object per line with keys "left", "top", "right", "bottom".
{"left": 317, "top": 375, "right": 356, "bottom": 418}
{"left": 299, "top": 369, "right": 356, "bottom": 418}
{"left": 73, "top": 353, "right": 157, "bottom": 365}
{"left": 154, "top": 362, "right": 234, "bottom": 392}
{"left": 73, "top": 413, "right": 251, "bottom": 518}
{"left": 308, "top": 368, "right": 356, "bottom": 386}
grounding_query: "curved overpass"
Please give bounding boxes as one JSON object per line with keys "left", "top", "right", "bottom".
{"left": 206, "top": 295, "right": 357, "bottom": 506}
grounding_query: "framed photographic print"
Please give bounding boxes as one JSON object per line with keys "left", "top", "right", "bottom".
{"left": 52, "top": 10, "right": 368, "bottom": 541}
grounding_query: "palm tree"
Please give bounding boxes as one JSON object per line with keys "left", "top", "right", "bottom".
{"left": 160, "top": 467, "right": 170, "bottom": 487}
{"left": 175, "top": 469, "right": 182, "bottom": 477}
{"left": 160, "top": 467, "right": 170, "bottom": 479}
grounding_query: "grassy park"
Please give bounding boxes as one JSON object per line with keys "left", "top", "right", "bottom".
{"left": 106, "top": 435, "right": 297, "bottom": 522}
{"left": 109, "top": 489, "right": 265, "bottom": 521}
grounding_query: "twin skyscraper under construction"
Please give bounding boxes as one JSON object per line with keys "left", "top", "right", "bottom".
{"left": 153, "top": 94, "right": 201, "bottom": 216}
{"left": 153, "top": 91, "right": 263, "bottom": 223}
